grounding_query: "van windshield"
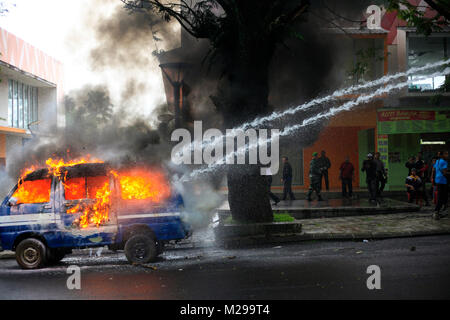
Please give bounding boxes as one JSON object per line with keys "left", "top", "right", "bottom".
{"left": 12, "top": 179, "right": 52, "bottom": 204}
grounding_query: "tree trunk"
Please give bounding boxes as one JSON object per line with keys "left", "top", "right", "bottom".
{"left": 213, "top": 53, "right": 275, "bottom": 223}
{"left": 227, "top": 165, "right": 273, "bottom": 223}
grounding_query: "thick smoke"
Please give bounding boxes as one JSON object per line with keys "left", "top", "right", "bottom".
{"left": 90, "top": 2, "right": 180, "bottom": 71}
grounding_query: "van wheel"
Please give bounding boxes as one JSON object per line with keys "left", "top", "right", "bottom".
{"left": 47, "top": 248, "right": 66, "bottom": 264}
{"left": 16, "top": 238, "right": 47, "bottom": 269}
{"left": 124, "top": 234, "right": 157, "bottom": 264}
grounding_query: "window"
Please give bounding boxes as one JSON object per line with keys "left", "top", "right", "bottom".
{"left": 64, "top": 176, "right": 109, "bottom": 200}
{"left": 12, "top": 179, "right": 52, "bottom": 204}
{"left": 8, "top": 80, "right": 38, "bottom": 129}
{"left": 408, "top": 36, "right": 449, "bottom": 92}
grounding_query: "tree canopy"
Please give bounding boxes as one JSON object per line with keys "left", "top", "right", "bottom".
{"left": 385, "top": 0, "right": 449, "bottom": 35}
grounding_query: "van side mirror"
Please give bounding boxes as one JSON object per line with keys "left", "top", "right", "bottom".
{"left": 8, "top": 197, "right": 18, "bottom": 206}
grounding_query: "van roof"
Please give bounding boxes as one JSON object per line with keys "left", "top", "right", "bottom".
{"left": 23, "top": 163, "right": 109, "bottom": 181}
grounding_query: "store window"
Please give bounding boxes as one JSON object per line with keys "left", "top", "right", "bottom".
{"left": 408, "top": 36, "right": 449, "bottom": 92}
{"left": 7, "top": 80, "right": 38, "bottom": 129}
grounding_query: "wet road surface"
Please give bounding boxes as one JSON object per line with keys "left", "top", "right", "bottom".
{"left": 1, "top": 235, "right": 450, "bottom": 299}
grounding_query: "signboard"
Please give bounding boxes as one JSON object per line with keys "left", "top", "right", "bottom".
{"left": 378, "top": 110, "right": 435, "bottom": 122}
{"left": 377, "top": 109, "right": 450, "bottom": 134}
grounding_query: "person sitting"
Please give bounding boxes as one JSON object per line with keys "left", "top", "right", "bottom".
{"left": 405, "top": 168, "right": 423, "bottom": 204}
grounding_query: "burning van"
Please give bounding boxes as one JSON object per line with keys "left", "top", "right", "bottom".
{"left": 0, "top": 160, "right": 190, "bottom": 269}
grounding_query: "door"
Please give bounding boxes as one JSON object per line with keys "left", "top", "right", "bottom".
{"left": 0, "top": 175, "right": 55, "bottom": 236}
{"left": 58, "top": 172, "right": 118, "bottom": 247}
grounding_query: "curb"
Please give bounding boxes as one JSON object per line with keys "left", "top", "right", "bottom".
{"left": 215, "top": 229, "right": 450, "bottom": 248}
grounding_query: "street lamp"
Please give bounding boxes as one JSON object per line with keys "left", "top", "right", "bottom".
{"left": 159, "top": 62, "right": 191, "bottom": 128}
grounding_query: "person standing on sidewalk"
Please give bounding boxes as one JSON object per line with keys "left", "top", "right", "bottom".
{"left": 307, "top": 152, "right": 323, "bottom": 201}
{"left": 339, "top": 156, "right": 354, "bottom": 199}
{"left": 281, "top": 156, "right": 295, "bottom": 201}
{"left": 433, "top": 151, "right": 449, "bottom": 220}
{"left": 318, "top": 150, "right": 331, "bottom": 191}
{"left": 415, "top": 152, "right": 430, "bottom": 206}
{"left": 362, "top": 153, "right": 378, "bottom": 203}
{"left": 430, "top": 156, "right": 438, "bottom": 204}
{"left": 374, "top": 152, "right": 387, "bottom": 199}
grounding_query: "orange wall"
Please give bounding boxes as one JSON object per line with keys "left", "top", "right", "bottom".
{"left": 302, "top": 126, "right": 372, "bottom": 189}
{"left": 0, "top": 134, "right": 5, "bottom": 158}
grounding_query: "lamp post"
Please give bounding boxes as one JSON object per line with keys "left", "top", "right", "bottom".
{"left": 159, "top": 62, "right": 191, "bottom": 128}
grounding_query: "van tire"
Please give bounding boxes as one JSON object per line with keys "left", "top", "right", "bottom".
{"left": 124, "top": 234, "right": 157, "bottom": 264}
{"left": 47, "top": 248, "right": 66, "bottom": 264}
{"left": 16, "top": 238, "right": 47, "bottom": 269}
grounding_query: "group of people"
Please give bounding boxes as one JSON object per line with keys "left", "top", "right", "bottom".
{"left": 270, "top": 151, "right": 332, "bottom": 203}
{"left": 266, "top": 150, "right": 449, "bottom": 218}
{"left": 405, "top": 151, "right": 448, "bottom": 220}
{"left": 267, "top": 151, "right": 332, "bottom": 204}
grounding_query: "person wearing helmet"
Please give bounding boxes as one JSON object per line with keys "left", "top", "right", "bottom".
{"left": 362, "top": 153, "right": 377, "bottom": 203}
{"left": 307, "top": 152, "right": 323, "bottom": 201}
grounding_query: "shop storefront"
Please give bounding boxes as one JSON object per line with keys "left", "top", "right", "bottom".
{"left": 377, "top": 108, "right": 450, "bottom": 190}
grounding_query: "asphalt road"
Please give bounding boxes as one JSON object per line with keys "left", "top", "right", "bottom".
{"left": 1, "top": 235, "right": 450, "bottom": 299}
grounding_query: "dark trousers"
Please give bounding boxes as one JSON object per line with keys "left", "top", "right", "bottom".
{"left": 367, "top": 179, "right": 377, "bottom": 201}
{"left": 407, "top": 189, "right": 422, "bottom": 203}
{"left": 435, "top": 183, "right": 449, "bottom": 213}
{"left": 321, "top": 170, "right": 329, "bottom": 190}
{"left": 307, "top": 181, "right": 322, "bottom": 199}
{"left": 376, "top": 175, "right": 386, "bottom": 197}
{"left": 341, "top": 178, "right": 352, "bottom": 197}
{"left": 282, "top": 179, "right": 295, "bottom": 200}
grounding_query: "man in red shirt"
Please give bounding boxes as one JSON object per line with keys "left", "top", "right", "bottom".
{"left": 339, "top": 156, "right": 355, "bottom": 199}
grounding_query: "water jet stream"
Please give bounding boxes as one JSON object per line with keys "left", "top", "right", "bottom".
{"left": 175, "top": 59, "right": 450, "bottom": 163}
{"left": 184, "top": 66, "right": 450, "bottom": 180}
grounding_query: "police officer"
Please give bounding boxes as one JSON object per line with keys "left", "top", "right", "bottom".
{"left": 307, "top": 152, "right": 323, "bottom": 201}
{"left": 318, "top": 150, "right": 331, "bottom": 191}
{"left": 362, "top": 153, "right": 378, "bottom": 203}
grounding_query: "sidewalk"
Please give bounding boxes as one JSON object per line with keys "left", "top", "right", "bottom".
{"left": 215, "top": 210, "right": 450, "bottom": 247}
{"left": 298, "top": 211, "right": 450, "bottom": 240}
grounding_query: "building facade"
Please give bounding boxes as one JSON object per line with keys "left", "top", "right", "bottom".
{"left": 0, "top": 27, "right": 64, "bottom": 170}
{"left": 276, "top": 2, "right": 450, "bottom": 191}
{"left": 158, "top": 1, "right": 449, "bottom": 191}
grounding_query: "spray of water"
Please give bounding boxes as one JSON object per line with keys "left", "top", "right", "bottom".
{"left": 185, "top": 66, "right": 450, "bottom": 180}
{"left": 174, "top": 59, "right": 450, "bottom": 161}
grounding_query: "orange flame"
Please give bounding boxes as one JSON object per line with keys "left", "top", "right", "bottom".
{"left": 12, "top": 179, "right": 52, "bottom": 204}
{"left": 68, "top": 182, "right": 111, "bottom": 229}
{"left": 117, "top": 169, "right": 171, "bottom": 203}
{"left": 46, "top": 156, "right": 103, "bottom": 177}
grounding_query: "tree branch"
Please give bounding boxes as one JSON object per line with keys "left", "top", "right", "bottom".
{"left": 423, "top": 0, "right": 450, "bottom": 21}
